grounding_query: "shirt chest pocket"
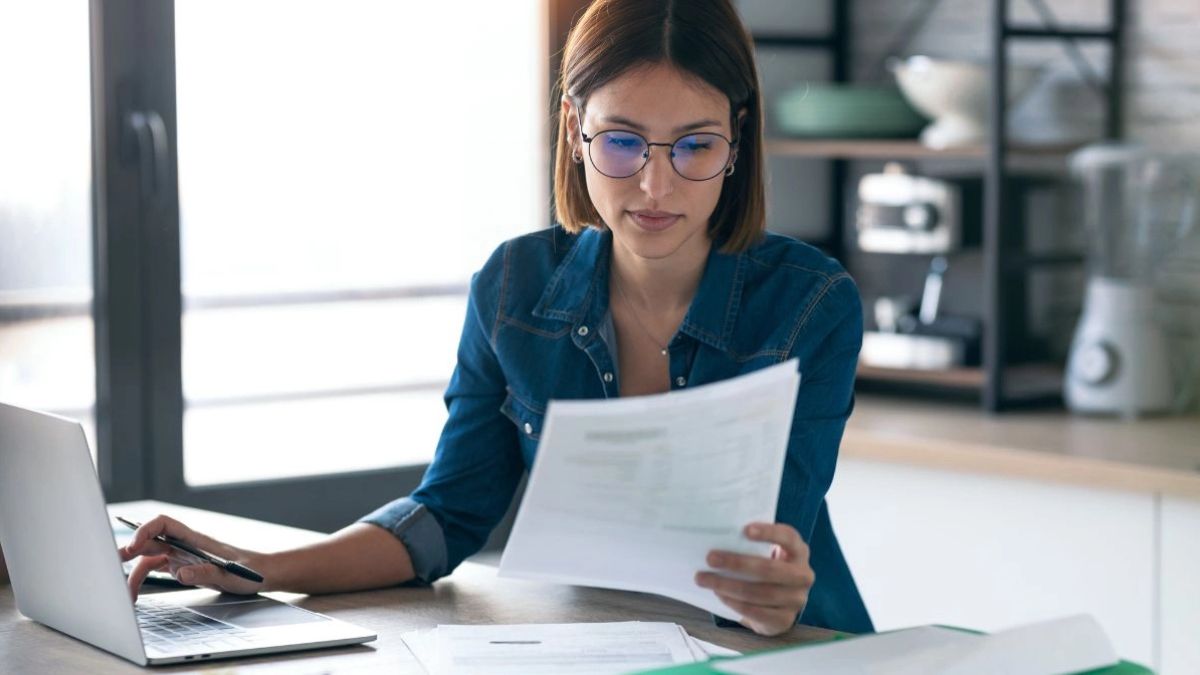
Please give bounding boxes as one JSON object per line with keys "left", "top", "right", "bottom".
{"left": 500, "top": 390, "right": 545, "bottom": 455}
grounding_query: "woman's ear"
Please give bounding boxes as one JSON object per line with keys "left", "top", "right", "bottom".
{"left": 725, "top": 107, "right": 747, "bottom": 173}
{"left": 562, "top": 96, "right": 582, "bottom": 156}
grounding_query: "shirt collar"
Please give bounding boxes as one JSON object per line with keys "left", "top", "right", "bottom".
{"left": 679, "top": 241, "right": 745, "bottom": 352}
{"left": 532, "top": 227, "right": 610, "bottom": 324}
{"left": 533, "top": 226, "right": 746, "bottom": 353}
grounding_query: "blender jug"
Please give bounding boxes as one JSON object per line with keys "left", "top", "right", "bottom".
{"left": 1152, "top": 158, "right": 1200, "bottom": 411}
{"left": 1065, "top": 145, "right": 1200, "bottom": 416}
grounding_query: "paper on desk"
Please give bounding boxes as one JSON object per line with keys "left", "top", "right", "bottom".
{"left": 403, "top": 627, "right": 438, "bottom": 672}
{"left": 717, "top": 614, "right": 1118, "bottom": 675}
{"left": 934, "top": 614, "right": 1119, "bottom": 675}
{"left": 691, "top": 636, "right": 740, "bottom": 658}
{"left": 401, "top": 622, "right": 701, "bottom": 675}
{"left": 499, "top": 360, "right": 801, "bottom": 622}
{"left": 716, "top": 626, "right": 978, "bottom": 675}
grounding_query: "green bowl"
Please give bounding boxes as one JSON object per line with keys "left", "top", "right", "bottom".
{"left": 773, "top": 84, "right": 929, "bottom": 138}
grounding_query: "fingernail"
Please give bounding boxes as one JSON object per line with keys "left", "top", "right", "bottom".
{"left": 709, "top": 553, "right": 725, "bottom": 566}
{"left": 179, "top": 569, "right": 192, "bottom": 584}
{"left": 747, "top": 525, "right": 761, "bottom": 537}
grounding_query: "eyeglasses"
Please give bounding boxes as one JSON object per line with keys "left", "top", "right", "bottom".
{"left": 577, "top": 116, "right": 737, "bottom": 182}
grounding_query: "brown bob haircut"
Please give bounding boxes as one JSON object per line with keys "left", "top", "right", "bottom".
{"left": 553, "top": 0, "right": 767, "bottom": 253}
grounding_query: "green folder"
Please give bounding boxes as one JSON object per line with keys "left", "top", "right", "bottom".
{"left": 637, "top": 629, "right": 1154, "bottom": 674}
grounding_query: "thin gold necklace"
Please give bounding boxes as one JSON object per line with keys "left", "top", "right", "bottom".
{"left": 612, "top": 274, "right": 671, "bottom": 357}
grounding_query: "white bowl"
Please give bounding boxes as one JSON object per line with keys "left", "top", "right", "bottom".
{"left": 891, "top": 56, "right": 1041, "bottom": 149}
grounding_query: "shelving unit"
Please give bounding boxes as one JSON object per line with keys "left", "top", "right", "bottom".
{"left": 765, "top": 139, "right": 985, "bottom": 160}
{"left": 764, "top": 138, "right": 1087, "bottom": 161}
{"left": 856, "top": 364, "right": 987, "bottom": 390}
{"left": 753, "top": 0, "right": 1127, "bottom": 412}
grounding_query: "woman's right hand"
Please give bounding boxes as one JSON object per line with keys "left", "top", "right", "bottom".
{"left": 118, "top": 514, "right": 268, "bottom": 599}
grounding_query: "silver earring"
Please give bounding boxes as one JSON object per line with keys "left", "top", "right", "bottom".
{"left": 572, "top": 151, "right": 583, "bottom": 164}
{"left": 724, "top": 164, "right": 736, "bottom": 177}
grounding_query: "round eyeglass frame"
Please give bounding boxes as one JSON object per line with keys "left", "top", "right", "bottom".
{"left": 576, "top": 115, "right": 738, "bottom": 182}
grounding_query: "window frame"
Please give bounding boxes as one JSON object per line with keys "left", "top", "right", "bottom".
{"left": 90, "top": 0, "right": 553, "bottom": 534}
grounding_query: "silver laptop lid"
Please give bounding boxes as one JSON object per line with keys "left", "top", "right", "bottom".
{"left": 0, "top": 402, "right": 146, "bottom": 665}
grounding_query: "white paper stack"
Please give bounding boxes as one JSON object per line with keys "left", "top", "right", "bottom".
{"left": 400, "top": 621, "right": 739, "bottom": 675}
{"left": 716, "top": 615, "right": 1120, "bottom": 675}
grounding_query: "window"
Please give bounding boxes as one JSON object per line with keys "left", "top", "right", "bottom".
{"left": 3, "top": 0, "right": 556, "bottom": 529}
{"left": 173, "top": 2, "right": 547, "bottom": 486}
{"left": 0, "top": 4, "right": 96, "bottom": 459}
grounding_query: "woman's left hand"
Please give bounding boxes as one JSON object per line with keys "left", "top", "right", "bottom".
{"left": 695, "top": 522, "right": 814, "bottom": 636}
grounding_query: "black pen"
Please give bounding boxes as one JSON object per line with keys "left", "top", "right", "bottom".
{"left": 116, "top": 516, "right": 265, "bottom": 584}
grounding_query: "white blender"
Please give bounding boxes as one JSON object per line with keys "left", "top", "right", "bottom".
{"left": 1065, "top": 145, "right": 1200, "bottom": 417}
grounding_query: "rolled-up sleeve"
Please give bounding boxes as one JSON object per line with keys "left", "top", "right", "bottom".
{"left": 358, "top": 255, "right": 526, "bottom": 584}
{"left": 358, "top": 498, "right": 449, "bottom": 584}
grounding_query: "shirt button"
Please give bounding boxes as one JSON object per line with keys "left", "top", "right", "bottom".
{"left": 577, "top": 325, "right": 589, "bottom": 336}
{"left": 603, "top": 372, "right": 614, "bottom": 383}
{"left": 523, "top": 422, "right": 533, "bottom": 435}
{"left": 675, "top": 376, "right": 687, "bottom": 387}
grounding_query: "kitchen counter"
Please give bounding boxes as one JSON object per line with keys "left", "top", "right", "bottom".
{"left": 842, "top": 395, "right": 1200, "bottom": 499}
{"left": 833, "top": 395, "right": 1200, "bottom": 674}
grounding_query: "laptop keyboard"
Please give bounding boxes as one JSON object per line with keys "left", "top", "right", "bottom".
{"left": 136, "top": 601, "right": 254, "bottom": 653}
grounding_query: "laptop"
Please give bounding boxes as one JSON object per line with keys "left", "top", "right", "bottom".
{"left": 0, "top": 402, "right": 377, "bottom": 665}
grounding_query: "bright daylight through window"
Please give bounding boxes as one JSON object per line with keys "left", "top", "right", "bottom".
{"left": 0, "top": 5, "right": 96, "bottom": 461}
{"left": 175, "top": 1, "right": 546, "bottom": 484}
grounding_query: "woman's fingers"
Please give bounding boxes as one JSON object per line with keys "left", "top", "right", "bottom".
{"left": 693, "top": 521, "right": 815, "bottom": 636}
{"left": 742, "top": 522, "right": 809, "bottom": 563}
{"left": 120, "top": 514, "right": 186, "bottom": 558}
{"left": 713, "top": 594, "right": 796, "bottom": 637}
{"left": 118, "top": 514, "right": 264, "bottom": 596}
{"left": 169, "top": 562, "right": 262, "bottom": 596}
{"left": 118, "top": 539, "right": 172, "bottom": 562}
{"left": 704, "top": 549, "right": 814, "bottom": 587}
{"left": 119, "top": 514, "right": 232, "bottom": 560}
{"left": 695, "top": 571, "right": 807, "bottom": 608}
{"left": 120, "top": 514, "right": 262, "bottom": 596}
{"left": 126, "top": 554, "right": 170, "bottom": 600}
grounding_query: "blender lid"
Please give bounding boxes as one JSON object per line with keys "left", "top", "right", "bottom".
{"left": 1069, "top": 142, "right": 1153, "bottom": 174}
{"left": 1070, "top": 143, "right": 1200, "bottom": 174}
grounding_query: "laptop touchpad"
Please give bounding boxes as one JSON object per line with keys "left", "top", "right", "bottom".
{"left": 189, "top": 599, "right": 330, "bottom": 629}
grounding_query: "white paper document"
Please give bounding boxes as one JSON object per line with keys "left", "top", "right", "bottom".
{"left": 400, "top": 621, "right": 704, "bottom": 675}
{"left": 692, "top": 636, "right": 741, "bottom": 658}
{"left": 499, "top": 360, "right": 801, "bottom": 621}
{"left": 717, "top": 614, "right": 1119, "bottom": 675}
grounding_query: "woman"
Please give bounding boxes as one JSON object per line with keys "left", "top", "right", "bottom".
{"left": 121, "top": 0, "right": 872, "bottom": 637}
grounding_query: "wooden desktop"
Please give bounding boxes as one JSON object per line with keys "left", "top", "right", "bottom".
{"left": 0, "top": 501, "right": 836, "bottom": 673}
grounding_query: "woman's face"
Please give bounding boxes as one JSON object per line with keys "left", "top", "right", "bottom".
{"left": 565, "top": 62, "right": 735, "bottom": 263}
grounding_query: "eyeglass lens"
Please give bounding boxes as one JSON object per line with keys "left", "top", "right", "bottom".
{"left": 588, "top": 130, "right": 731, "bottom": 181}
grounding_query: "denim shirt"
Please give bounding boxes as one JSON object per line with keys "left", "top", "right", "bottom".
{"left": 360, "top": 225, "right": 873, "bottom": 634}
